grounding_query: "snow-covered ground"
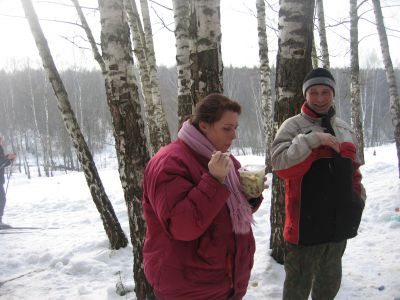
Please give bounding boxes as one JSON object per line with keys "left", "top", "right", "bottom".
{"left": 0, "top": 144, "right": 399, "bottom": 300}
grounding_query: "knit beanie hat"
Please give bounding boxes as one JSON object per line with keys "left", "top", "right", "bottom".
{"left": 302, "top": 68, "right": 336, "bottom": 96}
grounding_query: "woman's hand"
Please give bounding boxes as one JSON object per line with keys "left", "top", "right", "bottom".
{"left": 208, "top": 151, "right": 232, "bottom": 183}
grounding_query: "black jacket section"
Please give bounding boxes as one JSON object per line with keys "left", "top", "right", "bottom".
{"left": 299, "top": 156, "right": 364, "bottom": 245}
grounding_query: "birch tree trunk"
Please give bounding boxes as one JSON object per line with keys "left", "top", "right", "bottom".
{"left": 140, "top": 0, "right": 171, "bottom": 151}
{"left": 172, "top": 0, "right": 192, "bottom": 126}
{"left": 272, "top": 0, "right": 315, "bottom": 264}
{"left": 256, "top": 0, "right": 273, "bottom": 173}
{"left": 124, "top": 0, "right": 171, "bottom": 154}
{"left": 349, "top": 0, "right": 365, "bottom": 164}
{"left": 98, "top": 0, "right": 154, "bottom": 298}
{"left": 123, "top": 0, "right": 154, "bottom": 151}
{"left": 21, "top": 0, "right": 128, "bottom": 250}
{"left": 316, "top": 0, "right": 330, "bottom": 69}
{"left": 189, "top": 0, "right": 223, "bottom": 103}
{"left": 312, "top": 38, "right": 319, "bottom": 68}
{"left": 27, "top": 66, "right": 42, "bottom": 177}
{"left": 372, "top": 0, "right": 400, "bottom": 177}
{"left": 44, "top": 88, "right": 53, "bottom": 177}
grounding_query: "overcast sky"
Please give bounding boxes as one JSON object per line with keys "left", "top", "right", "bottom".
{"left": 0, "top": 0, "right": 399, "bottom": 71}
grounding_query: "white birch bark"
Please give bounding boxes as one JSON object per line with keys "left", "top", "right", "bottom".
{"left": 350, "top": 0, "right": 365, "bottom": 164}
{"left": 27, "top": 66, "right": 42, "bottom": 177}
{"left": 316, "top": 0, "right": 330, "bottom": 69}
{"left": 312, "top": 37, "right": 319, "bottom": 68}
{"left": 189, "top": 0, "right": 223, "bottom": 102}
{"left": 139, "top": 0, "right": 171, "bottom": 151}
{"left": 272, "top": 0, "right": 315, "bottom": 264}
{"left": 172, "top": 0, "right": 192, "bottom": 125}
{"left": 256, "top": 0, "right": 273, "bottom": 173}
{"left": 372, "top": 0, "right": 400, "bottom": 177}
{"left": 98, "top": 0, "right": 154, "bottom": 298}
{"left": 21, "top": 0, "right": 128, "bottom": 250}
{"left": 124, "top": 0, "right": 170, "bottom": 154}
{"left": 124, "top": 0, "right": 157, "bottom": 154}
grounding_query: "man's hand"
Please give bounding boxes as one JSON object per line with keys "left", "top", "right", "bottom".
{"left": 208, "top": 151, "right": 232, "bottom": 184}
{"left": 316, "top": 132, "right": 340, "bottom": 153}
{"left": 5, "top": 153, "right": 16, "bottom": 162}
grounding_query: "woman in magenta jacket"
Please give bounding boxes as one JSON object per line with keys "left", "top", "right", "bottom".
{"left": 142, "top": 93, "right": 267, "bottom": 300}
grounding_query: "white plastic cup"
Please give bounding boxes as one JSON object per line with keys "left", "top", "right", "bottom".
{"left": 238, "top": 164, "right": 266, "bottom": 197}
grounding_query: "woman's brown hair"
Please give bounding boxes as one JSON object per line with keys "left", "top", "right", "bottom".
{"left": 190, "top": 93, "right": 241, "bottom": 129}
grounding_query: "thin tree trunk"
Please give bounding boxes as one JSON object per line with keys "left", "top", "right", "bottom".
{"left": 44, "top": 78, "right": 55, "bottom": 176}
{"left": 124, "top": 0, "right": 154, "bottom": 153}
{"left": 139, "top": 0, "right": 171, "bottom": 151}
{"left": 98, "top": 0, "right": 154, "bottom": 298}
{"left": 27, "top": 67, "right": 42, "bottom": 177}
{"left": 21, "top": 0, "right": 128, "bottom": 250}
{"left": 172, "top": 0, "right": 192, "bottom": 126}
{"left": 70, "top": 0, "right": 106, "bottom": 73}
{"left": 370, "top": 70, "right": 379, "bottom": 147}
{"left": 124, "top": 0, "right": 170, "bottom": 154}
{"left": 316, "top": 0, "right": 330, "bottom": 69}
{"left": 312, "top": 37, "right": 319, "bottom": 68}
{"left": 18, "top": 134, "right": 30, "bottom": 179}
{"left": 372, "top": 0, "right": 400, "bottom": 177}
{"left": 272, "top": 0, "right": 315, "bottom": 264}
{"left": 350, "top": 0, "right": 365, "bottom": 164}
{"left": 43, "top": 88, "right": 51, "bottom": 177}
{"left": 256, "top": 0, "right": 274, "bottom": 173}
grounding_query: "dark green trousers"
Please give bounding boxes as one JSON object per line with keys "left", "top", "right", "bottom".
{"left": 283, "top": 240, "right": 347, "bottom": 300}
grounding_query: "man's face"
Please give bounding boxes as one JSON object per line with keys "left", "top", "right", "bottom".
{"left": 306, "top": 85, "right": 334, "bottom": 114}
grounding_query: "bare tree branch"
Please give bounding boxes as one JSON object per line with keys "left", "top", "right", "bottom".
{"left": 0, "top": 13, "right": 84, "bottom": 28}
{"left": 70, "top": 0, "right": 105, "bottom": 73}
{"left": 149, "top": 0, "right": 172, "bottom": 11}
{"left": 35, "top": 0, "right": 97, "bottom": 10}
{"left": 60, "top": 35, "right": 91, "bottom": 50}
{"left": 150, "top": 6, "right": 174, "bottom": 33}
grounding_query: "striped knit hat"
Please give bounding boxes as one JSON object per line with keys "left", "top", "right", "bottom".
{"left": 302, "top": 68, "right": 336, "bottom": 96}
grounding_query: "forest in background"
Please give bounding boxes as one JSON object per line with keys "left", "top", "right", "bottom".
{"left": 0, "top": 65, "right": 397, "bottom": 177}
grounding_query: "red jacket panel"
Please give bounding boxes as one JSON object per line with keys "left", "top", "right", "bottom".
{"left": 142, "top": 139, "right": 262, "bottom": 299}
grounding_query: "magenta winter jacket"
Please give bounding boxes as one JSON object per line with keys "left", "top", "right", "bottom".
{"left": 142, "top": 139, "right": 262, "bottom": 300}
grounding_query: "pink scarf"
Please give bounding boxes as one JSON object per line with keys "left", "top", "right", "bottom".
{"left": 178, "top": 120, "right": 254, "bottom": 234}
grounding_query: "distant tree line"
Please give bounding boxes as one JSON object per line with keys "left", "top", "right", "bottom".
{"left": 0, "top": 65, "right": 396, "bottom": 177}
